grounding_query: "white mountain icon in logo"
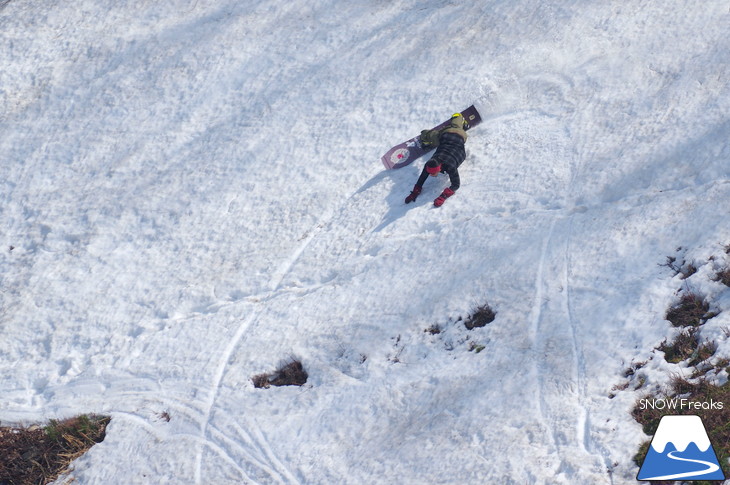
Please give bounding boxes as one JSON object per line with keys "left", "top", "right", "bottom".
{"left": 637, "top": 415, "right": 725, "bottom": 481}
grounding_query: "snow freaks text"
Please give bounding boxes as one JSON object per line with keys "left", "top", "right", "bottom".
{"left": 637, "top": 398, "right": 724, "bottom": 411}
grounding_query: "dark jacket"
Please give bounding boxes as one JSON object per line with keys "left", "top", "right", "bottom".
{"left": 415, "top": 131, "right": 466, "bottom": 191}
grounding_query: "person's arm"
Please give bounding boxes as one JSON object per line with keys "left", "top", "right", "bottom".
{"left": 405, "top": 165, "right": 431, "bottom": 203}
{"left": 444, "top": 164, "right": 460, "bottom": 192}
{"left": 415, "top": 164, "right": 430, "bottom": 189}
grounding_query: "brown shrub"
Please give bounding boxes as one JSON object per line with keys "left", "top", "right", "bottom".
{"left": 665, "top": 293, "right": 710, "bottom": 327}
{"left": 0, "top": 414, "right": 110, "bottom": 485}
{"left": 464, "top": 303, "right": 496, "bottom": 330}
{"left": 253, "top": 360, "right": 308, "bottom": 389}
{"left": 715, "top": 267, "right": 730, "bottom": 287}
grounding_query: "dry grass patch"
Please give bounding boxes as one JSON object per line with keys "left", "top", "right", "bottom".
{"left": 464, "top": 303, "right": 496, "bottom": 330}
{"left": 253, "top": 360, "right": 308, "bottom": 389}
{"left": 0, "top": 414, "right": 110, "bottom": 485}
{"left": 715, "top": 267, "right": 730, "bottom": 287}
{"left": 658, "top": 328, "right": 717, "bottom": 366}
{"left": 665, "top": 292, "right": 711, "bottom": 327}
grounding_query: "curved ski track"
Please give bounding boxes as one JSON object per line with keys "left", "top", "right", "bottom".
{"left": 193, "top": 198, "right": 357, "bottom": 484}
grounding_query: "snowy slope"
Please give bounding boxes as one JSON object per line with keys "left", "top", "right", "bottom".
{"left": 1, "top": 0, "right": 729, "bottom": 483}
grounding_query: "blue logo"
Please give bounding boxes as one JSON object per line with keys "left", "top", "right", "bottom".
{"left": 637, "top": 415, "right": 725, "bottom": 481}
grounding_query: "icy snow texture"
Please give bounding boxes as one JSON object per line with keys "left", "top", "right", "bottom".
{"left": 1, "top": 0, "right": 729, "bottom": 484}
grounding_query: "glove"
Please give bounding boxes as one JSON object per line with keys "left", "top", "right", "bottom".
{"left": 420, "top": 131, "right": 432, "bottom": 148}
{"left": 433, "top": 188, "right": 455, "bottom": 207}
{"left": 405, "top": 185, "right": 422, "bottom": 204}
{"left": 419, "top": 130, "right": 438, "bottom": 148}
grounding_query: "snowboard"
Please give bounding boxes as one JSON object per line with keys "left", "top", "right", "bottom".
{"left": 380, "top": 105, "right": 482, "bottom": 170}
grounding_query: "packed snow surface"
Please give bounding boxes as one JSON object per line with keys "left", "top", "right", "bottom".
{"left": 1, "top": 1, "right": 729, "bottom": 484}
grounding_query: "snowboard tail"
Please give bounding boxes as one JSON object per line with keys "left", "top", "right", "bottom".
{"left": 381, "top": 105, "right": 482, "bottom": 170}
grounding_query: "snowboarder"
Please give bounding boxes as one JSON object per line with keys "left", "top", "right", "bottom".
{"left": 404, "top": 113, "right": 468, "bottom": 207}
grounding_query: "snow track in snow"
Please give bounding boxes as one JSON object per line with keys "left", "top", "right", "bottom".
{"left": 195, "top": 310, "right": 259, "bottom": 484}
